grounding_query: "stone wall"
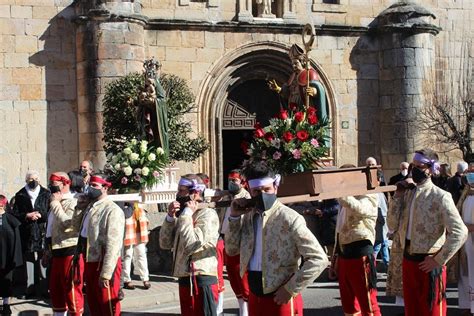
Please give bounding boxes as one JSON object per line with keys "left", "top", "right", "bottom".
{"left": 0, "top": 0, "right": 78, "bottom": 197}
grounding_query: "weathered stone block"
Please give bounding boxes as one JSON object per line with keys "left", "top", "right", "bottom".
{"left": 13, "top": 101, "right": 29, "bottom": 111}
{"left": 0, "top": 85, "right": 19, "bottom": 100}
{"left": 0, "top": 18, "right": 24, "bottom": 35}
{"left": 205, "top": 31, "right": 225, "bottom": 49}
{"left": 126, "top": 60, "right": 142, "bottom": 73}
{"left": 146, "top": 46, "right": 166, "bottom": 61}
{"left": 162, "top": 60, "right": 191, "bottom": 81}
{"left": 25, "top": 19, "right": 49, "bottom": 36}
{"left": 12, "top": 67, "right": 42, "bottom": 85}
{"left": 11, "top": 5, "right": 33, "bottom": 18}
{"left": 32, "top": 5, "right": 57, "bottom": 19}
{"left": 4, "top": 52, "right": 29, "bottom": 67}
{"left": 99, "top": 30, "right": 125, "bottom": 44}
{"left": 402, "top": 79, "right": 422, "bottom": 95}
{"left": 124, "top": 31, "right": 144, "bottom": 46}
{"left": 15, "top": 35, "right": 38, "bottom": 53}
{"left": 195, "top": 47, "right": 224, "bottom": 63}
{"left": 20, "top": 84, "right": 43, "bottom": 100}
{"left": 191, "top": 62, "right": 211, "bottom": 81}
{"left": 97, "top": 60, "right": 127, "bottom": 77}
{"left": 0, "top": 68, "right": 11, "bottom": 85}
{"left": 0, "top": 5, "right": 10, "bottom": 18}
{"left": 156, "top": 30, "right": 182, "bottom": 47}
{"left": 165, "top": 47, "right": 196, "bottom": 62}
{"left": 177, "top": 31, "right": 203, "bottom": 49}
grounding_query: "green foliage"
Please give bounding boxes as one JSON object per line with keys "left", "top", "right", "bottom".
{"left": 160, "top": 74, "right": 210, "bottom": 162}
{"left": 102, "top": 73, "right": 144, "bottom": 155}
{"left": 102, "top": 72, "right": 209, "bottom": 163}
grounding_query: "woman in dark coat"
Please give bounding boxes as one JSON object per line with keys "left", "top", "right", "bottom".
{"left": 0, "top": 194, "right": 23, "bottom": 315}
{"left": 11, "top": 170, "right": 50, "bottom": 298}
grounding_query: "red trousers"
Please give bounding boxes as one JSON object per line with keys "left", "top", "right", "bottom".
{"left": 402, "top": 258, "right": 447, "bottom": 316}
{"left": 49, "top": 255, "right": 84, "bottom": 316}
{"left": 178, "top": 283, "right": 219, "bottom": 316}
{"left": 249, "top": 291, "right": 303, "bottom": 316}
{"left": 224, "top": 252, "right": 249, "bottom": 301}
{"left": 216, "top": 238, "right": 225, "bottom": 293}
{"left": 84, "top": 258, "right": 122, "bottom": 316}
{"left": 337, "top": 256, "right": 381, "bottom": 316}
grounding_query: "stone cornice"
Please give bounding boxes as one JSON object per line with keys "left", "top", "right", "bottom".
{"left": 369, "top": 23, "right": 441, "bottom": 35}
{"left": 73, "top": 13, "right": 368, "bottom": 37}
{"left": 145, "top": 19, "right": 368, "bottom": 37}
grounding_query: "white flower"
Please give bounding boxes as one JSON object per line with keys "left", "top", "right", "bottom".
{"left": 123, "top": 166, "right": 133, "bottom": 176}
{"left": 123, "top": 147, "right": 132, "bottom": 155}
{"left": 142, "top": 167, "right": 150, "bottom": 176}
{"left": 156, "top": 147, "right": 164, "bottom": 155}
{"left": 148, "top": 153, "right": 156, "bottom": 161}
{"left": 140, "top": 140, "right": 148, "bottom": 147}
{"left": 130, "top": 139, "right": 138, "bottom": 145}
{"left": 114, "top": 163, "right": 121, "bottom": 171}
{"left": 111, "top": 155, "right": 118, "bottom": 164}
{"left": 140, "top": 145, "right": 147, "bottom": 154}
{"left": 121, "top": 162, "right": 129, "bottom": 167}
{"left": 271, "top": 138, "right": 281, "bottom": 149}
{"left": 130, "top": 153, "right": 139, "bottom": 161}
{"left": 134, "top": 168, "right": 142, "bottom": 175}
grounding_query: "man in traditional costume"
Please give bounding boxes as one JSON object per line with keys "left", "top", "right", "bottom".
{"left": 457, "top": 171, "right": 474, "bottom": 315}
{"left": 46, "top": 172, "right": 85, "bottom": 316}
{"left": 0, "top": 195, "right": 22, "bottom": 316}
{"left": 159, "top": 174, "right": 220, "bottom": 316}
{"left": 80, "top": 175, "right": 125, "bottom": 316}
{"left": 219, "top": 170, "right": 251, "bottom": 316}
{"left": 225, "top": 159, "right": 328, "bottom": 315}
{"left": 333, "top": 164, "right": 381, "bottom": 316}
{"left": 388, "top": 148, "right": 468, "bottom": 316}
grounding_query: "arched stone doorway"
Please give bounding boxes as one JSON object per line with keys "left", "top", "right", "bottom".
{"left": 197, "top": 42, "right": 337, "bottom": 188}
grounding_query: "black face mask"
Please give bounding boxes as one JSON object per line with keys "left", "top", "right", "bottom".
{"left": 87, "top": 187, "right": 102, "bottom": 200}
{"left": 81, "top": 169, "right": 88, "bottom": 177}
{"left": 49, "top": 185, "right": 61, "bottom": 194}
{"left": 411, "top": 167, "right": 429, "bottom": 184}
{"left": 27, "top": 180, "right": 39, "bottom": 190}
{"left": 252, "top": 192, "right": 277, "bottom": 211}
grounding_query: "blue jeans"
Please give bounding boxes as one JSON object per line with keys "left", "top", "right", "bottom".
{"left": 373, "top": 240, "right": 390, "bottom": 265}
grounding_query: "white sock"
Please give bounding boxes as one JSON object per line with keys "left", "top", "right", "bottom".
{"left": 216, "top": 292, "right": 224, "bottom": 314}
{"left": 53, "top": 312, "right": 67, "bottom": 316}
{"left": 238, "top": 298, "right": 248, "bottom": 316}
{"left": 2, "top": 297, "right": 9, "bottom": 305}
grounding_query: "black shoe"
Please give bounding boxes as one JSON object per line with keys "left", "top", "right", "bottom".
{"left": 123, "top": 282, "right": 135, "bottom": 290}
{"left": 16, "top": 295, "right": 26, "bottom": 300}
{"left": 2, "top": 304, "right": 12, "bottom": 315}
{"left": 143, "top": 281, "right": 151, "bottom": 290}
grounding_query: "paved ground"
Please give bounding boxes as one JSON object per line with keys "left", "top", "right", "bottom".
{"left": 9, "top": 269, "right": 465, "bottom": 316}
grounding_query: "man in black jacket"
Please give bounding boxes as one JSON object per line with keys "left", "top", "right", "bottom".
{"left": 388, "top": 162, "right": 409, "bottom": 196}
{"left": 12, "top": 170, "right": 50, "bottom": 298}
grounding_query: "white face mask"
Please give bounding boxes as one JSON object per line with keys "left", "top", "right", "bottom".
{"left": 401, "top": 170, "right": 408, "bottom": 177}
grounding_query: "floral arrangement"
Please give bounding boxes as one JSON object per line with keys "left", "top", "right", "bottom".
{"left": 104, "top": 138, "right": 168, "bottom": 193}
{"left": 247, "top": 103, "right": 330, "bottom": 175}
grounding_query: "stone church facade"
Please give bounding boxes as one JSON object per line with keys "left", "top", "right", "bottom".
{"left": 0, "top": 0, "right": 473, "bottom": 195}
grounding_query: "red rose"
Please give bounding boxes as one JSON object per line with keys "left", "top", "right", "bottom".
{"left": 282, "top": 131, "right": 294, "bottom": 142}
{"left": 279, "top": 110, "right": 288, "bottom": 120}
{"left": 296, "top": 130, "right": 309, "bottom": 141}
{"left": 254, "top": 128, "right": 265, "bottom": 138}
{"left": 294, "top": 111, "right": 305, "bottom": 123}
{"left": 289, "top": 102, "right": 298, "bottom": 111}
{"left": 307, "top": 106, "right": 316, "bottom": 115}
{"left": 308, "top": 114, "right": 318, "bottom": 125}
{"left": 264, "top": 132, "right": 274, "bottom": 141}
{"left": 254, "top": 122, "right": 261, "bottom": 129}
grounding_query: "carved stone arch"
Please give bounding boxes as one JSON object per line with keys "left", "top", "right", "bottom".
{"left": 196, "top": 41, "right": 338, "bottom": 187}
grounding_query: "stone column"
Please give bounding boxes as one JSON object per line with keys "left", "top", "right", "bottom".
{"left": 373, "top": 2, "right": 440, "bottom": 173}
{"left": 75, "top": 0, "right": 145, "bottom": 168}
{"left": 238, "top": 0, "right": 253, "bottom": 22}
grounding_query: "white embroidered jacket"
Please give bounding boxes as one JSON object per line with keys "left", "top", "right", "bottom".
{"left": 49, "top": 197, "right": 83, "bottom": 250}
{"left": 387, "top": 179, "right": 468, "bottom": 266}
{"left": 225, "top": 200, "right": 329, "bottom": 295}
{"left": 159, "top": 207, "right": 220, "bottom": 278}
{"left": 84, "top": 197, "right": 125, "bottom": 280}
